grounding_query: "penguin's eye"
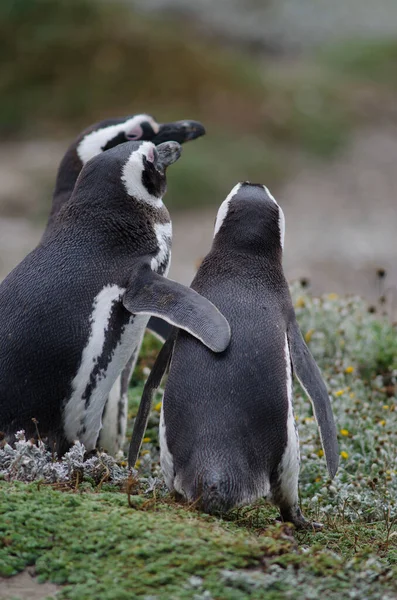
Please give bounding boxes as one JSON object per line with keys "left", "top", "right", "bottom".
{"left": 143, "top": 148, "right": 157, "bottom": 167}
{"left": 125, "top": 124, "right": 143, "bottom": 140}
{"left": 147, "top": 147, "right": 156, "bottom": 164}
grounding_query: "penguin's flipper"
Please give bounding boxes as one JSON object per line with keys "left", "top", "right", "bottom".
{"left": 287, "top": 318, "right": 339, "bottom": 479}
{"left": 146, "top": 316, "right": 173, "bottom": 342}
{"left": 128, "top": 330, "right": 176, "bottom": 468}
{"left": 123, "top": 263, "right": 231, "bottom": 353}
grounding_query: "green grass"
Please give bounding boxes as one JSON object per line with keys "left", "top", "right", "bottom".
{"left": 1, "top": 482, "right": 396, "bottom": 599}
{"left": 0, "top": 483, "right": 269, "bottom": 596}
{"left": 1, "top": 285, "right": 397, "bottom": 598}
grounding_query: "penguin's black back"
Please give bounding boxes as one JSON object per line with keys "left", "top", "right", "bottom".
{"left": 163, "top": 248, "right": 293, "bottom": 498}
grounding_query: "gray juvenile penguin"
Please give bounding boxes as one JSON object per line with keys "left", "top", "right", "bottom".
{"left": 0, "top": 141, "right": 230, "bottom": 456}
{"left": 46, "top": 113, "right": 205, "bottom": 454}
{"left": 129, "top": 182, "right": 339, "bottom": 529}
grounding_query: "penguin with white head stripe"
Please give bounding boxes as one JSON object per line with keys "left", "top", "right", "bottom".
{"left": 0, "top": 141, "right": 230, "bottom": 456}
{"left": 42, "top": 113, "right": 205, "bottom": 455}
{"left": 47, "top": 113, "right": 205, "bottom": 234}
{"left": 129, "top": 182, "right": 339, "bottom": 529}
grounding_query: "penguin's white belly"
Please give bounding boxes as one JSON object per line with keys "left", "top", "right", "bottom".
{"left": 269, "top": 334, "right": 300, "bottom": 507}
{"left": 98, "top": 336, "right": 143, "bottom": 455}
{"left": 63, "top": 285, "right": 149, "bottom": 451}
{"left": 96, "top": 373, "right": 123, "bottom": 455}
{"left": 159, "top": 398, "right": 176, "bottom": 491}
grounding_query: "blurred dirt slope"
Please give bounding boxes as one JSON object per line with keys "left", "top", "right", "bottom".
{"left": 1, "top": 126, "right": 396, "bottom": 311}
{"left": 170, "top": 127, "right": 397, "bottom": 311}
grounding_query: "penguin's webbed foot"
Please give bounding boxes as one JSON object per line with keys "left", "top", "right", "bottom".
{"left": 279, "top": 505, "right": 323, "bottom": 531}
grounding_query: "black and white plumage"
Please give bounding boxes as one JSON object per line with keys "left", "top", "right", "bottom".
{"left": 129, "top": 182, "right": 339, "bottom": 529}
{"left": 46, "top": 113, "right": 205, "bottom": 236}
{"left": 45, "top": 113, "right": 205, "bottom": 454}
{"left": 0, "top": 141, "right": 230, "bottom": 456}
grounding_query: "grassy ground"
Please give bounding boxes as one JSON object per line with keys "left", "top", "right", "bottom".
{"left": 1, "top": 284, "right": 396, "bottom": 599}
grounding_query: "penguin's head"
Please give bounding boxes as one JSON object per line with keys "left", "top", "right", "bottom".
{"left": 52, "top": 114, "right": 203, "bottom": 222}
{"left": 213, "top": 182, "right": 285, "bottom": 255}
{"left": 77, "top": 140, "right": 182, "bottom": 208}
{"left": 120, "top": 140, "right": 182, "bottom": 203}
{"left": 76, "top": 114, "right": 204, "bottom": 165}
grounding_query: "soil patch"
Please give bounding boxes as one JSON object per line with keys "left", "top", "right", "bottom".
{"left": 0, "top": 570, "right": 60, "bottom": 600}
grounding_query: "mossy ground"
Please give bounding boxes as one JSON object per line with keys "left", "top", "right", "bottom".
{"left": 1, "top": 285, "right": 396, "bottom": 599}
{"left": 1, "top": 481, "right": 396, "bottom": 599}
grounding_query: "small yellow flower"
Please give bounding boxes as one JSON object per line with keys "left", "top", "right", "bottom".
{"left": 344, "top": 366, "right": 354, "bottom": 374}
{"left": 141, "top": 450, "right": 150, "bottom": 456}
{"left": 305, "top": 416, "right": 315, "bottom": 424}
{"left": 340, "top": 429, "right": 349, "bottom": 436}
{"left": 317, "top": 449, "right": 324, "bottom": 458}
{"left": 135, "top": 460, "right": 141, "bottom": 468}
{"left": 295, "top": 415, "right": 299, "bottom": 422}
{"left": 383, "top": 405, "right": 389, "bottom": 410}
{"left": 327, "top": 293, "right": 339, "bottom": 300}
{"left": 379, "top": 420, "right": 386, "bottom": 426}
{"left": 120, "top": 460, "right": 127, "bottom": 467}
{"left": 335, "top": 389, "right": 345, "bottom": 397}
{"left": 315, "top": 476, "right": 322, "bottom": 482}
{"left": 143, "top": 437, "right": 151, "bottom": 443}
{"left": 295, "top": 297, "right": 306, "bottom": 308}
{"left": 304, "top": 329, "right": 315, "bottom": 343}
{"left": 341, "top": 451, "right": 349, "bottom": 460}
{"left": 350, "top": 393, "right": 356, "bottom": 399}
{"left": 154, "top": 401, "right": 162, "bottom": 412}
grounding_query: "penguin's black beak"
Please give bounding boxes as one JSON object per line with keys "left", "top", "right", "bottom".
{"left": 156, "top": 141, "right": 182, "bottom": 169}
{"left": 153, "top": 120, "right": 206, "bottom": 144}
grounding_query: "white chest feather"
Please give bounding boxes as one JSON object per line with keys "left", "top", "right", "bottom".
{"left": 159, "top": 398, "right": 175, "bottom": 491}
{"left": 151, "top": 221, "right": 172, "bottom": 275}
{"left": 63, "top": 285, "right": 149, "bottom": 451}
{"left": 274, "top": 334, "right": 300, "bottom": 506}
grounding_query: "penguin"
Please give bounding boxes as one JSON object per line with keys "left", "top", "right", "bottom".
{"left": 46, "top": 113, "right": 205, "bottom": 236}
{"left": 0, "top": 141, "right": 230, "bottom": 456}
{"left": 46, "top": 113, "right": 205, "bottom": 454}
{"left": 129, "top": 182, "right": 339, "bottom": 529}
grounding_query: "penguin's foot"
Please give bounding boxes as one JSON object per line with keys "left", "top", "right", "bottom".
{"left": 278, "top": 505, "right": 323, "bottom": 531}
{"left": 292, "top": 517, "right": 323, "bottom": 531}
{"left": 84, "top": 448, "right": 99, "bottom": 460}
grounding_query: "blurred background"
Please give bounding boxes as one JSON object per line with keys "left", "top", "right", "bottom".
{"left": 1, "top": 0, "right": 396, "bottom": 312}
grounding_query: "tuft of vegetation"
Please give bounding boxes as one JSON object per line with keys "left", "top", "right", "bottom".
{"left": 1, "top": 285, "right": 396, "bottom": 598}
